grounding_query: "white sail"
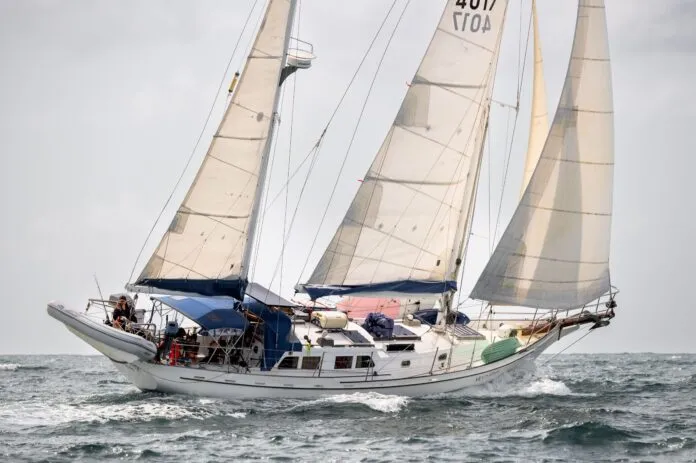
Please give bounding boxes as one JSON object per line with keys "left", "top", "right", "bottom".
{"left": 520, "top": 0, "right": 549, "bottom": 197}
{"left": 299, "top": 0, "right": 510, "bottom": 299}
{"left": 133, "top": 0, "right": 296, "bottom": 299}
{"left": 471, "top": 0, "right": 614, "bottom": 310}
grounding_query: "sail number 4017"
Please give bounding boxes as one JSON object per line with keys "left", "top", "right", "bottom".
{"left": 456, "top": 0, "right": 496, "bottom": 9}
{"left": 453, "top": 0, "right": 495, "bottom": 34}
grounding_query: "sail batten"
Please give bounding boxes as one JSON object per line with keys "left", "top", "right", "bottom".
{"left": 133, "top": 0, "right": 296, "bottom": 299}
{"left": 471, "top": 0, "right": 615, "bottom": 310}
{"left": 298, "top": 0, "right": 510, "bottom": 299}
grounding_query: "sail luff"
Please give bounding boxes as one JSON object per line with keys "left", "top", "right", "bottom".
{"left": 520, "top": 0, "right": 549, "bottom": 197}
{"left": 241, "top": 0, "right": 298, "bottom": 282}
{"left": 299, "top": 0, "right": 511, "bottom": 300}
{"left": 470, "top": 0, "right": 615, "bottom": 310}
{"left": 132, "top": 0, "right": 296, "bottom": 299}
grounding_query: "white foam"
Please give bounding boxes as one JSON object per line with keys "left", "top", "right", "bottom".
{"left": 458, "top": 375, "right": 592, "bottom": 398}
{"left": 0, "top": 363, "right": 19, "bottom": 371}
{"left": 0, "top": 398, "right": 245, "bottom": 428}
{"left": 308, "top": 392, "right": 409, "bottom": 413}
{"left": 519, "top": 377, "right": 574, "bottom": 396}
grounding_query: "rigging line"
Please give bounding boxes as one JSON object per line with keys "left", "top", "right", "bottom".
{"left": 349, "top": 43, "right": 498, "bottom": 286}
{"left": 248, "top": 79, "right": 288, "bottom": 284}
{"left": 349, "top": 3, "right": 510, "bottom": 290}
{"left": 281, "top": 0, "right": 301, "bottom": 299}
{"left": 294, "top": 0, "right": 405, "bottom": 284}
{"left": 246, "top": 0, "right": 403, "bottom": 292}
{"left": 127, "top": 0, "right": 262, "bottom": 283}
{"left": 491, "top": 3, "right": 533, "bottom": 245}
{"left": 541, "top": 328, "right": 594, "bottom": 365}
{"left": 487, "top": 102, "right": 494, "bottom": 256}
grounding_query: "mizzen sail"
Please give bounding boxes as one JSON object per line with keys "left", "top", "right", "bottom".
{"left": 299, "top": 0, "right": 510, "bottom": 300}
{"left": 471, "top": 0, "right": 615, "bottom": 310}
{"left": 520, "top": 0, "right": 549, "bottom": 197}
{"left": 133, "top": 0, "right": 296, "bottom": 299}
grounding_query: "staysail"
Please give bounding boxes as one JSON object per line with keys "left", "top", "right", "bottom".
{"left": 471, "top": 0, "right": 614, "bottom": 310}
{"left": 131, "top": 0, "right": 297, "bottom": 300}
{"left": 299, "top": 0, "right": 510, "bottom": 300}
{"left": 520, "top": 0, "right": 549, "bottom": 197}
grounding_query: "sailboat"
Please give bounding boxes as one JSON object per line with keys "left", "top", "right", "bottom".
{"left": 47, "top": 0, "right": 618, "bottom": 399}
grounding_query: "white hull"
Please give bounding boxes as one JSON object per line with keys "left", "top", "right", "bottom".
{"left": 48, "top": 300, "right": 582, "bottom": 399}
{"left": 47, "top": 302, "right": 157, "bottom": 364}
{"left": 112, "top": 326, "right": 573, "bottom": 399}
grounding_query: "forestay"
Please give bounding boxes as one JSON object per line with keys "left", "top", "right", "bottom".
{"left": 299, "top": 0, "right": 510, "bottom": 300}
{"left": 471, "top": 0, "right": 614, "bottom": 310}
{"left": 133, "top": 0, "right": 296, "bottom": 300}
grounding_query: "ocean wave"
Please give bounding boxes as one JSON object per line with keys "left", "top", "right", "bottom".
{"left": 0, "top": 363, "right": 50, "bottom": 372}
{"left": 463, "top": 376, "right": 594, "bottom": 398}
{"left": 0, "top": 398, "right": 247, "bottom": 428}
{"left": 543, "top": 421, "right": 638, "bottom": 446}
{"left": 284, "top": 392, "right": 410, "bottom": 414}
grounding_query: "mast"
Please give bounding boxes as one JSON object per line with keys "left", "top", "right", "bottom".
{"left": 298, "top": 0, "right": 511, "bottom": 301}
{"left": 130, "top": 0, "right": 301, "bottom": 300}
{"left": 470, "top": 0, "right": 615, "bottom": 310}
{"left": 242, "top": 0, "right": 298, "bottom": 281}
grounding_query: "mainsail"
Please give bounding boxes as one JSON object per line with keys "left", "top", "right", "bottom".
{"left": 520, "top": 0, "right": 549, "bottom": 197}
{"left": 471, "top": 0, "right": 614, "bottom": 310}
{"left": 299, "top": 0, "right": 510, "bottom": 300}
{"left": 132, "top": 0, "right": 297, "bottom": 300}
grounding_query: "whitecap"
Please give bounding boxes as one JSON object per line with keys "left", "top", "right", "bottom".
{"left": 325, "top": 392, "right": 409, "bottom": 413}
{"left": 0, "top": 363, "right": 19, "bottom": 371}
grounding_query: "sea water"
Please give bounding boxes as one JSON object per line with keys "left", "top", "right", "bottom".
{"left": 0, "top": 354, "right": 694, "bottom": 462}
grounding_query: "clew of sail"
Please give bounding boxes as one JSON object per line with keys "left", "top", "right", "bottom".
{"left": 520, "top": 0, "right": 549, "bottom": 197}
{"left": 131, "top": 0, "right": 296, "bottom": 300}
{"left": 471, "top": 0, "right": 614, "bottom": 310}
{"left": 298, "top": 0, "right": 510, "bottom": 300}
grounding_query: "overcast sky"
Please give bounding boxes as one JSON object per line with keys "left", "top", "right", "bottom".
{"left": 1, "top": 1, "right": 694, "bottom": 355}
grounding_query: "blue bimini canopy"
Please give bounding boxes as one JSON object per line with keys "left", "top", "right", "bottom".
{"left": 155, "top": 296, "right": 248, "bottom": 331}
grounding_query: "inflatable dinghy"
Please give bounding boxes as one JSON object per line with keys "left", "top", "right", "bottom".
{"left": 47, "top": 302, "right": 157, "bottom": 363}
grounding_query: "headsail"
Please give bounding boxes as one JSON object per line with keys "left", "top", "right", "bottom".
{"left": 471, "top": 0, "right": 614, "bottom": 310}
{"left": 520, "top": 0, "right": 549, "bottom": 197}
{"left": 299, "top": 0, "right": 510, "bottom": 300}
{"left": 132, "top": 0, "right": 296, "bottom": 300}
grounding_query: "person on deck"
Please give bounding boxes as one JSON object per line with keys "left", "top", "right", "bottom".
{"left": 112, "top": 296, "right": 129, "bottom": 329}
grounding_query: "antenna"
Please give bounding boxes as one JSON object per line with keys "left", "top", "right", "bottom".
{"left": 93, "top": 274, "right": 108, "bottom": 320}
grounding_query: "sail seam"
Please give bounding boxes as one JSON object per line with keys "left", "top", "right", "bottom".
{"left": 572, "top": 56, "right": 609, "bottom": 62}
{"left": 436, "top": 27, "right": 494, "bottom": 53}
{"left": 393, "top": 125, "right": 456, "bottom": 151}
{"left": 523, "top": 204, "right": 611, "bottom": 217}
{"left": 541, "top": 156, "right": 613, "bottom": 166}
{"left": 344, "top": 218, "right": 441, "bottom": 258}
{"left": 214, "top": 134, "right": 266, "bottom": 141}
{"left": 208, "top": 154, "right": 260, "bottom": 176}
{"left": 571, "top": 108, "right": 613, "bottom": 114}
{"left": 491, "top": 275, "right": 605, "bottom": 284}
{"left": 510, "top": 253, "right": 609, "bottom": 265}
{"left": 320, "top": 251, "right": 436, "bottom": 274}
{"left": 228, "top": 102, "right": 273, "bottom": 119}
{"left": 158, "top": 257, "right": 211, "bottom": 279}
{"left": 179, "top": 210, "right": 251, "bottom": 220}
{"left": 366, "top": 174, "right": 464, "bottom": 187}
{"left": 412, "top": 76, "right": 486, "bottom": 104}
